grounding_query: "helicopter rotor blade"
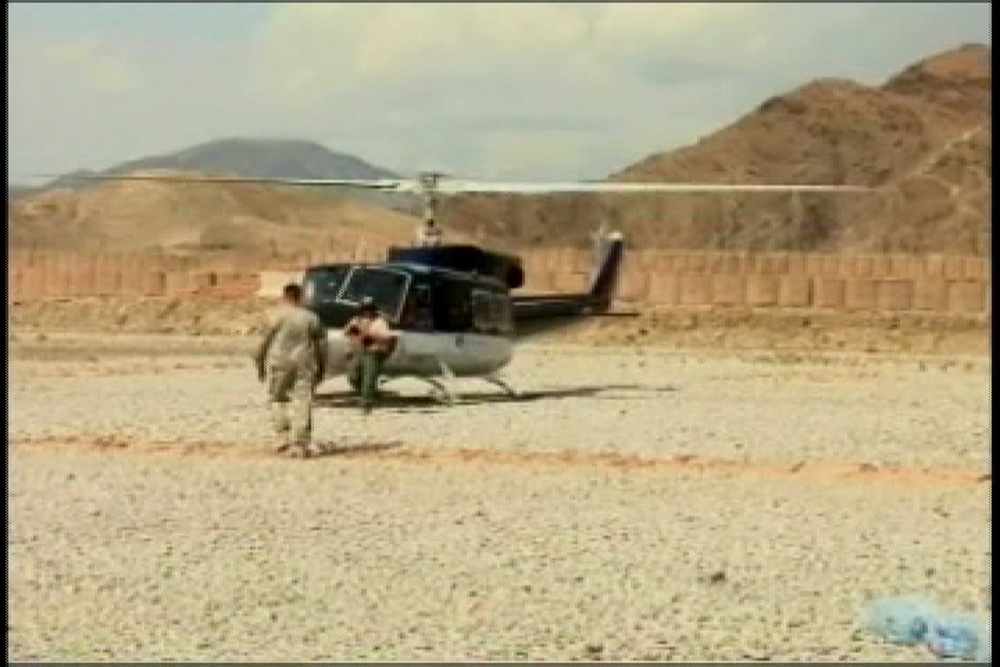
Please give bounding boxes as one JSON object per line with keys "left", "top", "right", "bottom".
{"left": 35, "top": 172, "right": 425, "bottom": 193}
{"left": 20, "top": 171, "right": 874, "bottom": 197}
{"left": 434, "top": 179, "right": 873, "bottom": 195}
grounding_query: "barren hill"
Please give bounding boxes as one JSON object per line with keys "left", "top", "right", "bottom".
{"left": 94, "top": 137, "right": 400, "bottom": 182}
{"left": 9, "top": 46, "right": 989, "bottom": 258}
{"left": 444, "top": 44, "right": 990, "bottom": 254}
{"left": 882, "top": 42, "right": 990, "bottom": 117}
{"left": 8, "top": 169, "right": 425, "bottom": 256}
{"left": 7, "top": 184, "right": 39, "bottom": 200}
{"left": 12, "top": 137, "right": 416, "bottom": 213}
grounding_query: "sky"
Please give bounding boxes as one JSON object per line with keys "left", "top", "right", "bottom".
{"left": 7, "top": 2, "right": 991, "bottom": 183}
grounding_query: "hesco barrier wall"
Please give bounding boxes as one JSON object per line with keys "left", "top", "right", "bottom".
{"left": 7, "top": 248, "right": 990, "bottom": 316}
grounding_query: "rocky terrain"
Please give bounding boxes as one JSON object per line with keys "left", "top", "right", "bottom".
{"left": 8, "top": 170, "right": 424, "bottom": 255}
{"left": 7, "top": 335, "right": 992, "bottom": 662}
{"left": 446, "top": 44, "right": 991, "bottom": 253}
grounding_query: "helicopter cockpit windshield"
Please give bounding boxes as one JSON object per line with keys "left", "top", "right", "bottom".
{"left": 336, "top": 267, "right": 411, "bottom": 321}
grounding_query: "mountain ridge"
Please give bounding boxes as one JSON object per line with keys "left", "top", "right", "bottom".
{"left": 8, "top": 137, "right": 417, "bottom": 213}
{"left": 443, "top": 43, "right": 990, "bottom": 254}
{"left": 9, "top": 43, "right": 991, "bottom": 255}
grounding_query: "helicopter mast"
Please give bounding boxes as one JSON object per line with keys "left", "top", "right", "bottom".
{"left": 417, "top": 171, "right": 444, "bottom": 246}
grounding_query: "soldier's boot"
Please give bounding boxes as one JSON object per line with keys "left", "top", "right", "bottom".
{"left": 269, "top": 400, "right": 292, "bottom": 454}
{"left": 273, "top": 427, "right": 293, "bottom": 455}
{"left": 290, "top": 419, "right": 316, "bottom": 459}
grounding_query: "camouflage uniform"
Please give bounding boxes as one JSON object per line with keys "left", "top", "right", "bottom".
{"left": 255, "top": 302, "right": 327, "bottom": 455}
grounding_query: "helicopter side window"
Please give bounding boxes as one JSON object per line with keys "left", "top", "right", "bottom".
{"left": 496, "top": 293, "right": 514, "bottom": 335}
{"left": 490, "top": 295, "right": 506, "bottom": 335}
{"left": 491, "top": 294, "right": 512, "bottom": 335}
{"left": 434, "top": 279, "right": 475, "bottom": 333}
{"left": 471, "top": 290, "right": 493, "bottom": 335}
{"left": 473, "top": 289, "right": 508, "bottom": 335}
{"left": 469, "top": 288, "right": 513, "bottom": 336}
{"left": 303, "top": 265, "right": 353, "bottom": 305}
{"left": 451, "top": 297, "right": 474, "bottom": 333}
{"left": 401, "top": 283, "right": 434, "bottom": 331}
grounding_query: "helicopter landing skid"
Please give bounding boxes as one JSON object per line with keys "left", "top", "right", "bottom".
{"left": 424, "top": 359, "right": 458, "bottom": 404}
{"left": 378, "top": 362, "right": 518, "bottom": 405}
{"left": 428, "top": 360, "right": 520, "bottom": 403}
{"left": 483, "top": 375, "right": 519, "bottom": 398}
{"left": 375, "top": 375, "right": 454, "bottom": 404}
{"left": 419, "top": 375, "right": 456, "bottom": 405}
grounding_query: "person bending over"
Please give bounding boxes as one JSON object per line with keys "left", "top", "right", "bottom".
{"left": 343, "top": 297, "right": 398, "bottom": 412}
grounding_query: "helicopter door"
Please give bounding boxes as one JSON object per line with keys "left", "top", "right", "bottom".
{"left": 402, "top": 283, "right": 434, "bottom": 332}
{"left": 430, "top": 279, "right": 476, "bottom": 363}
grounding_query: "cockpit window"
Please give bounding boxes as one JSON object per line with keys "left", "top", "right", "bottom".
{"left": 337, "top": 267, "right": 410, "bottom": 319}
{"left": 303, "top": 266, "right": 352, "bottom": 304}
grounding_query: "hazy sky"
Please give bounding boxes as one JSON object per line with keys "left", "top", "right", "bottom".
{"left": 8, "top": 2, "right": 990, "bottom": 182}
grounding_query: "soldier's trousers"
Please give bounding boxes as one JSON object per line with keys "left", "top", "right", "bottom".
{"left": 348, "top": 350, "right": 387, "bottom": 408}
{"left": 266, "top": 365, "right": 314, "bottom": 446}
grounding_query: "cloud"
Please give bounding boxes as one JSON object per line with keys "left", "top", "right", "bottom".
{"left": 253, "top": 2, "right": 992, "bottom": 178}
{"left": 7, "top": 10, "right": 265, "bottom": 176}
{"left": 40, "top": 38, "right": 140, "bottom": 93}
{"left": 252, "top": 3, "right": 768, "bottom": 96}
{"left": 10, "top": 34, "right": 140, "bottom": 99}
{"left": 7, "top": 3, "right": 991, "bottom": 182}
{"left": 241, "top": 2, "right": 791, "bottom": 177}
{"left": 7, "top": 33, "right": 147, "bottom": 176}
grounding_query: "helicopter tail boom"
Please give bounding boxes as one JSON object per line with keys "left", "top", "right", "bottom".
{"left": 510, "top": 232, "right": 626, "bottom": 338}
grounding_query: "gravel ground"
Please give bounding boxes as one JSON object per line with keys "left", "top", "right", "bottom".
{"left": 7, "top": 335, "right": 992, "bottom": 662}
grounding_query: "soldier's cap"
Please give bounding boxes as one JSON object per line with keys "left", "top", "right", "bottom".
{"left": 357, "top": 296, "right": 378, "bottom": 313}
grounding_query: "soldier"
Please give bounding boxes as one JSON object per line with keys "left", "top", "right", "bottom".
{"left": 343, "top": 297, "right": 398, "bottom": 412}
{"left": 254, "top": 282, "right": 327, "bottom": 457}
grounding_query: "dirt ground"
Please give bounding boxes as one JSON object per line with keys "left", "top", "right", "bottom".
{"left": 7, "top": 322, "right": 992, "bottom": 662}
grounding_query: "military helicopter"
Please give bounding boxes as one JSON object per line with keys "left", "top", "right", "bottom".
{"left": 64, "top": 169, "right": 868, "bottom": 401}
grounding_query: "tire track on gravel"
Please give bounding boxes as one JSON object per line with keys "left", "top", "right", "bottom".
{"left": 10, "top": 434, "right": 990, "bottom": 488}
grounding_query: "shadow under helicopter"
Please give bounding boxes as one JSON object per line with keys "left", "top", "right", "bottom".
{"left": 312, "top": 382, "right": 678, "bottom": 413}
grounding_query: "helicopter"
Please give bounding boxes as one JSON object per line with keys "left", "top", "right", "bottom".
{"left": 61, "top": 169, "right": 869, "bottom": 401}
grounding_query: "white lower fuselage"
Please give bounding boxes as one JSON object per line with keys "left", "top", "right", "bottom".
{"left": 323, "top": 330, "right": 514, "bottom": 379}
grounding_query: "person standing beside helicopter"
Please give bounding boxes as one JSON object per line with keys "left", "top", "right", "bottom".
{"left": 254, "top": 282, "right": 327, "bottom": 457}
{"left": 343, "top": 297, "right": 398, "bottom": 412}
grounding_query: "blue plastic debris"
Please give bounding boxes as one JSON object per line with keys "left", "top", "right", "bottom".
{"left": 865, "top": 596, "right": 938, "bottom": 645}
{"left": 927, "top": 613, "right": 986, "bottom": 661}
{"left": 864, "top": 596, "right": 991, "bottom": 662}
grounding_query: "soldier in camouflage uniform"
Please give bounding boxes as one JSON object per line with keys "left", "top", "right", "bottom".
{"left": 254, "top": 283, "right": 327, "bottom": 457}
